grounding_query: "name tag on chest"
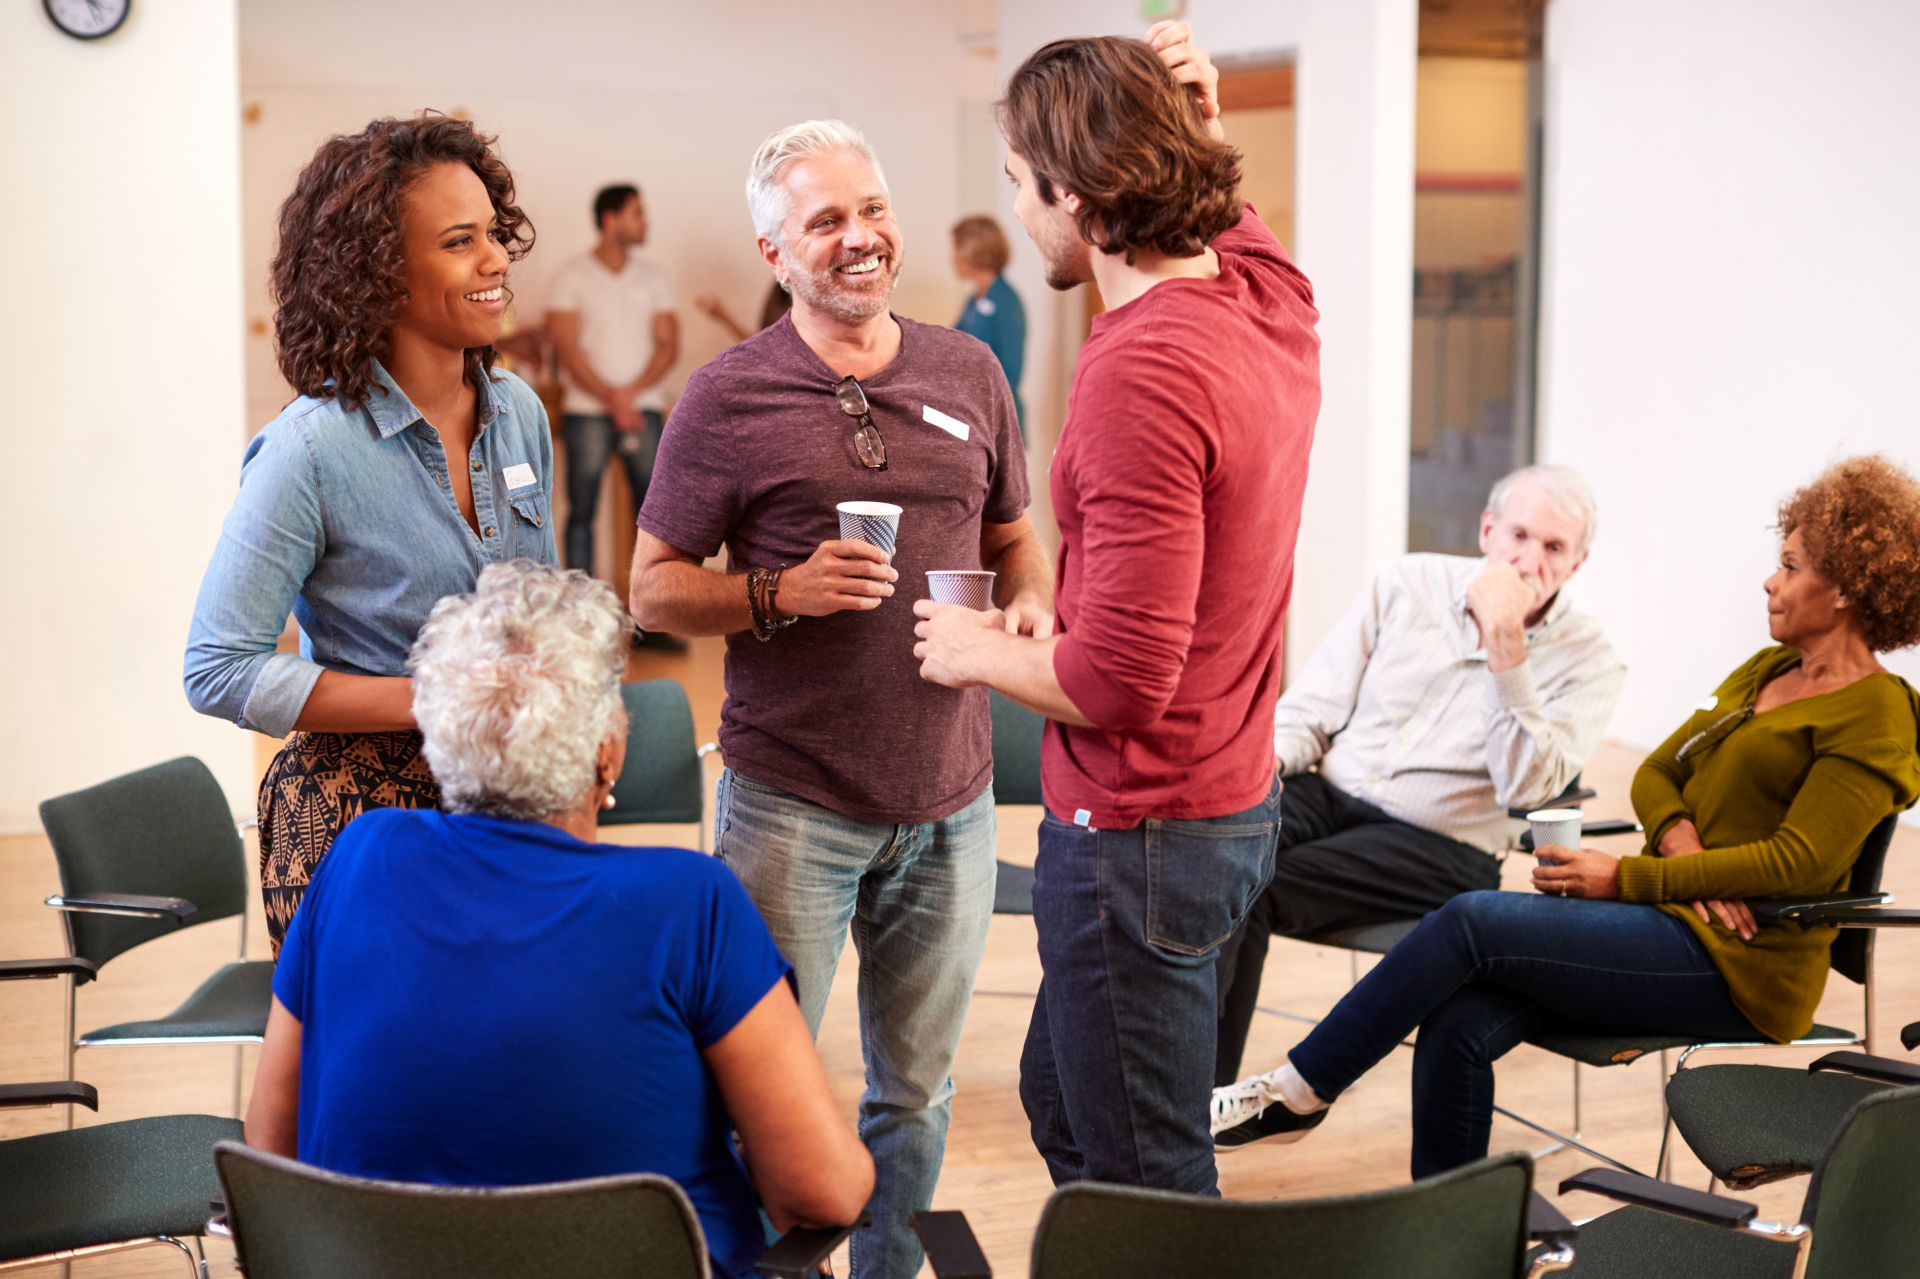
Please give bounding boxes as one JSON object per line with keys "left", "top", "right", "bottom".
{"left": 922, "top": 404, "right": 971, "bottom": 442}
{"left": 502, "top": 463, "right": 537, "bottom": 491}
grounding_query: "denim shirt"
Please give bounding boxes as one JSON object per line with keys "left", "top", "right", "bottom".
{"left": 185, "top": 361, "right": 556, "bottom": 737}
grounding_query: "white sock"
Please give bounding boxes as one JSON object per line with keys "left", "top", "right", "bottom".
{"left": 1263, "top": 1060, "right": 1329, "bottom": 1114}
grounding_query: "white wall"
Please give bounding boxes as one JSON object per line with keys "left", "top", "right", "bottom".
{"left": 1538, "top": 0, "right": 1920, "bottom": 753}
{"left": 997, "top": 0, "right": 1418, "bottom": 674}
{"left": 0, "top": 1, "right": 251, "bottom": 831}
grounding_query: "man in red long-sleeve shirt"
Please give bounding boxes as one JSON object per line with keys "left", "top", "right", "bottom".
{"left": 913, "top": 24, "right": 1321, "bottom": 1192}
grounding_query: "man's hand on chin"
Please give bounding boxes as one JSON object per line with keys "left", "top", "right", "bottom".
{"left": 1465, "top": 561, "right": 1539, "bottom": 672}
{"left": 912, "top": 600, "right": 1007, "bottom": 689}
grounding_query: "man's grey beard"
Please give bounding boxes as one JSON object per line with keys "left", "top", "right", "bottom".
{"left": 780, "top": 247, "right": 901, "bottom": 324}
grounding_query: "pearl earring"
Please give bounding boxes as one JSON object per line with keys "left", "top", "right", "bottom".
{"left": 603, "top": 792, "right": 617, "bottom": 810}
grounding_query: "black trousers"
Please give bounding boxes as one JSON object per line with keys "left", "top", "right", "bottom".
{"left": 1213, "top": 772, "right": 1499, "bottom": 1084}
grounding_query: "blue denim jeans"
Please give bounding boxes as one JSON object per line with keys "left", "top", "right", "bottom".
{"left": 1020, "top": 779, "right": 1282, "bottom": 1193}
{"left": 1289, "top": 891, "right": 1762, "bottom": 1178}
{"left": 562, "top": 409, "right": 662, "bottom": 571}
{"left": 713, "top": 769, "right": 997, "bottom": 1279}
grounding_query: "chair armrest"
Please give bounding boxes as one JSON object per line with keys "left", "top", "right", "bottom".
{"left": 1518, "top": 819, "right": 1641, "bottom": 851}
{"left": 1559, "top": 1168, "right": 1756, "bottom": 1229}
{"left": 1749, "top": 896, "right": 1920, "bottom": 929}
{"left": 0, "top": 1081, "right": 99, "bottom": 1111}
{"left": 698, "top": 742, "right": 722, "bottom": 760}
{"left": 1527, "top": 1191, "right": 1577, "bottom": 1245}
{"left": 44, "top": 892, "right": 198, "bottom": 925}
{"left": 1904, "top": 1020, "right": 1920, "bottom": 1053}
{"left": 1809, "top": 1051, "right": 1920, "bottom": 1087}
{"left": 1508, "top": 788, "right": 1598, "bottom": 820}
{"left": 0, "top": 957, "right": 98, "bottom": 985}
{"left": 754, "top": 1217, "right": 867, "bottom": 1279}
{"left": 912, "top": 1210, "right": 992, "bottom": 1279}
{"left": 1822, "top": 907, "right": 1920, "bottom": 928}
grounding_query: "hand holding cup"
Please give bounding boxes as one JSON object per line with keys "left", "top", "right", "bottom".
{"left": 776, "top": 540, "right": 898, "bottom": 617}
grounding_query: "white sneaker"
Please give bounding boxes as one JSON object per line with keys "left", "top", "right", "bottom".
{"left": 1209, "top": 1073, "right": 1275, "bottom": 1136}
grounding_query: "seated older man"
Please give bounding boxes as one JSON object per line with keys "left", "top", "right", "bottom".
{"left": 1212, "top": 465, "right": 1626, "bottom": 1120}
{"left": 245, "top": 560, "right": 872, "bottom": 1279}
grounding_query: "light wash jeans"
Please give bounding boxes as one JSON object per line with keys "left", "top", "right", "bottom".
{"left": 714, "top": 768, "right": 997, "bottom": 1279}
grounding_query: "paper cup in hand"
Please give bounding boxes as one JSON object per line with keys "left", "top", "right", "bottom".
{"left": 836, "top": 501, "right": 902, "bottom": 558}
{"left": 926, "top": 570, "right": 996, "bottom": 611}
{"left": 1527, "top": 808, "right": 1583, "bottom": 856}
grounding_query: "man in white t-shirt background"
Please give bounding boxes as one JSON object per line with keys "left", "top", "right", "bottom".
{"left": 548, "top": 184, "right": 681, "bottom": 642}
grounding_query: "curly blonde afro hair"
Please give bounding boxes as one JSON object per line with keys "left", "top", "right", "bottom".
{"left": 1777, "top": 454, "right": 1920, "bottom": 653}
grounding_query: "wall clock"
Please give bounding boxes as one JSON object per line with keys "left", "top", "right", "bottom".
{"left": 45, "top": 0, "right": 131, "bottom": 40}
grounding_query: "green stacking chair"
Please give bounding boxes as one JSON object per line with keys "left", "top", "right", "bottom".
{"left": 1661, "top": 994, "right": 1920, "bottom": 1191}
{"left": 604, "top": 680, "right": 719, "bottom": 852}
{"left": 914, "top": 1152, "right": 1575, "bottom": 1278}
{"left": 1544, "top": 1081, "right": 1920, "bottom": 1278}
{"left": 38, "top": 756, "right": 272, "bottom": 1118}
{"left": 0, "top": 955, "right": 239, "bottom": 1276}
{"left": 988, "top": 690, "right": 1045, "bottom": 916}
{"left": 213, "top": 1142, "right": 858, "bottom": 1279}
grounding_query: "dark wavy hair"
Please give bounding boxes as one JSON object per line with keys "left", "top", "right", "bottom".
{"left": 271, "top": 113, "right": 534, "bottom": 410}
{"left": 1777, "top": 454, "right": 1920, "bottom": 653}
{"left": 998, "top": 36, "right": 1242, "bottom": 264}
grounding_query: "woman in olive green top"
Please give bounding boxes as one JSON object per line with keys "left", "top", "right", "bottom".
{"left": 1209, "top": 456, "right": 1920, "bottom": 1177}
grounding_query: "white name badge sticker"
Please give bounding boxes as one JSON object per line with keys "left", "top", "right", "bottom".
{"left": 922, "top": 404, "right": 971, "bottom": 441}
{"left": 502, "top": 463, "right": 537, "bottom": 491}
{"left": 1695, "top": 695, "right": 1719, "bottom": 712}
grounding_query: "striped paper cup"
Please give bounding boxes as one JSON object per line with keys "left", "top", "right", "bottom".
{"left": 926, "top": 570, "right": 996, "bottom": 610}
{"left": 836, "top": 501, "right": 902, "bottom": 557}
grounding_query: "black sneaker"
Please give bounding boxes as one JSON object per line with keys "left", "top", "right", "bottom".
{"left": 1211, "top": 1094, "right": 1330, "bottom": 1153}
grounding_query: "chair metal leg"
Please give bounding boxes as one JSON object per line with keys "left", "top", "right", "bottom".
{"left": 231, "top": 1043, "right": 246, "bottom": 1120}
{"left": 1865, "top": 938, "right": 1878, "bottom": 1052}
{"left": 1488, "top": 1101, "right": 1648, "bottom": 1176}
{"left": 1572, "top": 1058, "right": 1584, "bottom": 1141}
{"left": 63, "top": 978, "right": 78, "bottom": 1135}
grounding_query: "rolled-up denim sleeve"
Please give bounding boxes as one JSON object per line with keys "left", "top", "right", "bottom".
{"left": 183, "top": 421, "right": 326, "bottom": 737}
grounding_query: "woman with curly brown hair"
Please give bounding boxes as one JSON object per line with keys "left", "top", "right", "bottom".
{"left": 185, "top": 112, "right": 554, "bottom": 951}
{"left": 1210, "top": 455, "right": 1920, "bottom": 1179}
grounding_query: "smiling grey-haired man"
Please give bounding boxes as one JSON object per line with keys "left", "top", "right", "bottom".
{"left": 628, "top": 119, "right": 1052, "bottom": 1279}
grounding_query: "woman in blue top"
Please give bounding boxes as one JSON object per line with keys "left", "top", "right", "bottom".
{"left": 245, "top": 561, "right": 874, "bottom": 1277}
{"left": 184, "top": 113, "right": 557, "bottom": 950}
{"left": 951, "top": 215, "right": 1027, "bottom": 437}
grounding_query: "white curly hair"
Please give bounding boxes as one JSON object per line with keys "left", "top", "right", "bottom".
{"left": 408, "top": 559, "right": 630, "bottom": 821}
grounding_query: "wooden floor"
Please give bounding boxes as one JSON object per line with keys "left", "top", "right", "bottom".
{"left": 5, "top": 633, "right": 1918, "bottom": 1276}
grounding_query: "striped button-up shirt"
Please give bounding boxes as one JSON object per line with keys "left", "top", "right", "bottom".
{"left": 1275, "top": 554, "right": 1626, "bottom": 853}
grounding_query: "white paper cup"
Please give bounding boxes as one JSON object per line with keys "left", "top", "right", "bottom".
{"left": 1527, "top": 808, "right": 1583, "bottom": 855}
{"left": 926, "top": 570, "right": 996, "bottom": 610}
{"left": 837, "top": 501, "right": 902, "bottom": 557}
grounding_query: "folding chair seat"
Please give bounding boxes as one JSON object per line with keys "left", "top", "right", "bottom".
{"left": 1542, "top": 1079, "right": 1920, "bottom": 1278}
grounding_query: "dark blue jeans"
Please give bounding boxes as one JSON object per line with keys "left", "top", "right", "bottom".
{"left": 1020, "top": 780, "right": 1281, "bottom": 1193}
{"left": 562, "top": 409, "right": 663, "bottom": 571}
{"left": 1288, "top": 890, "right": 1762, "bottom": 1178}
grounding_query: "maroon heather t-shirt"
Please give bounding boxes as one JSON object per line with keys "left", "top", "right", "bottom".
{"left": 1046, "top": 206, "right": 1321, "bottom": 828}
{"left": 640, "top": 314, "right": 1029, "bottom": 824}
